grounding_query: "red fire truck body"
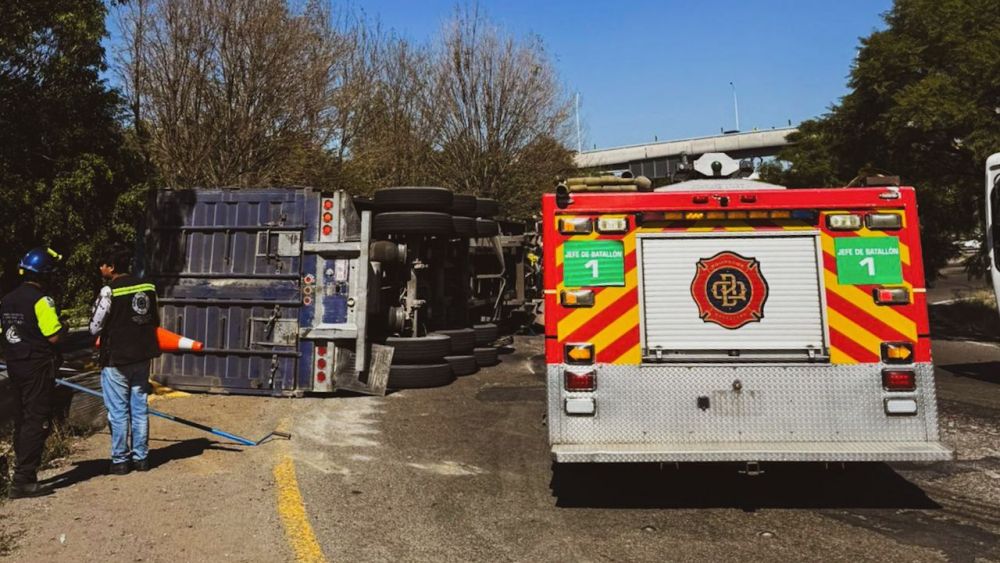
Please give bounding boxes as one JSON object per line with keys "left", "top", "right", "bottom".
{"left": 542, "top": 180, "right": 952, "bottom": 464}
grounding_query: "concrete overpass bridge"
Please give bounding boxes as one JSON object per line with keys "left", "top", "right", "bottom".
{"left": 574, "top": 127, "right": 797, "bottom": 180}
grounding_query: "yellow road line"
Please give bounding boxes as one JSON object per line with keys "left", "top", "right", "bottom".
{"left": 275, "top": 455, "right": 327, "bottom": 563}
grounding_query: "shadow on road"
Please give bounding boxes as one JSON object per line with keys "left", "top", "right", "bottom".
{"left": 939, "top": 362, "right": 1000, "bottom": 385}
{"left": 39, "top": 438, "right": 241, "bottom": 491}
{"left": 550, "top": 462, "right": 940, "bottom": 511}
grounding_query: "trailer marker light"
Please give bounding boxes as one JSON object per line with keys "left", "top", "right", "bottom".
{"left": 322, "top": 199, "right": 334, "bottom": 210}
{"left": 826, "top": 213, "right": 862, "bottom": 230}
{"left": 748, "top": 210, "right": 769, "bottom": 219}
{"left": 322, "top": 225, "right": 333, "bottom": 236}
{"left": 316, "top": 371, "right": 327, "bottom": 383}
{"left": 881, "top": 343, "right": 914, "bottom": 364}
{"left": 323, "top": 212, "right": 333, "bottom": 223}
{"left": 684, "top": 212, "right": 705, "bottom": 220}
{"left": 884, "top": 398, "right": 917, "bottom": 415}
{"left": 564, "top": 368, "right": 596, "bottom": 391}
{"left": 596, "top": 216, "right": 629, "bottom": 233}
{"left": 873, "top": 287, "right": 910, "bottom": 305}
{"left": 558, "top": 217, "right": 593, "bottom": 235}
{"left": 726, "top": 211, "right": 748, "bottom": 219}
{"left": 866, "top": 213, "right": 903, "bottom": 230}
{"left": 317, "top": 346, "right": 327, "bottom": 356}
{"left": 769, "top": 210, "right": 791, "bottom": 219}
{"left": 560, "top": 289, "right": 595, "bottom": 307}
{"left": 565, "top": 343, "right": 594, "bottom": 364}
{"left": 663, "top": 211, "right": 684, "bottom": 220}
{"left": 882, "top": 369, "right": 916, "bottom": 391}
{"left": 706, "top": 211, "right": 726, "bottom": 219}
{"left": 316, "top": 358, "right": 327, "bottom": 369}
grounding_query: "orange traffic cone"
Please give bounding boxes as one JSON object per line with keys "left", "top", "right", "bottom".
{"left": 157, "top": 327, "right": 204, "bottom": 352}
{"left": 95, "top": 328, "right": 204, "bottom": 352}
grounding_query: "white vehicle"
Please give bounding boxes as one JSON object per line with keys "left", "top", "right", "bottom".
{"left": 986, "top": 153, "right": 1000, "bottom": 318}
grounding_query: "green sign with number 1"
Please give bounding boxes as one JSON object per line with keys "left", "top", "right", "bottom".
{"left": 834, "top": 236, "right": 903, "bottom": 285}
{"left": 563, "top": 240, "right": 626, "bottom": 287}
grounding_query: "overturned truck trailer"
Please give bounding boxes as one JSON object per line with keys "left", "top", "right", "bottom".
{"left": 145, "top": 187, "right": 517, "bottom": 397}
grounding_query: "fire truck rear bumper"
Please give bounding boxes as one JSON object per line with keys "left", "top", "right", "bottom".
{"left": 551, "top": 441, "right": 953, "bottom": 463}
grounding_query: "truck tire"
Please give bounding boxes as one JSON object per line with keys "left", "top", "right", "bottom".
{"left": 431, "top": 328, "right": 475, "bottom": 354}
{"left": 452, "top": 216, "right": 476, "bottom": 237}
{"left": 450, "top": 194, "right": 478, "bottom": 217}
{"left": 476, "top": 197, "right": 499, "bottom": 218}
{"left": 473, "top": 323, "right": 498, "bottom": 346}
{"left": 388, "top": 363, "right": 454, "bottom": 389}
{"left": 374, "top": 212, "right": 453, "bottom": 237}
{"left": 386, "top": 335, "right": 451, "bottom": 364}
{"left": 444, "top": 355, "right": 479, "bottom": 377}
{"left": 473, "top": 346, "right": 499, "bottom": 367}
{"left": 374, "top": 187, "right": 453, "bottom": 211}
{"left": 475, "top": 219, "right": 500, "bottom": 237}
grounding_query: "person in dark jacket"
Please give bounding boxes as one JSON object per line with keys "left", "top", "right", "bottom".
{"left": 89, "top": 247, "right": 160, "bottom": 474}
{"left": 1, "top": 247, "right": 64, "bottom": 499}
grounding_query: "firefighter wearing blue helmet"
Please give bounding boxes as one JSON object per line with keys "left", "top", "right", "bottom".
{"left": 1, "top": 247, "right": 65, "bottom": 499}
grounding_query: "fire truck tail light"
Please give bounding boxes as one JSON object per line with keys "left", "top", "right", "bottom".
{"left": 322, "top": 199, "right": 334, "bottom": 210}
{"left": 565, "top": 343, "right": 594, "bottom": 365}
{"left": 316, "top": 371, "right": 327, "bottom": 383}
{"left": 596, "top": 216, "right": 629, "bottom": 233}
{"left": 322, "top": 225, "right": 333, "bottom": 236}
{"left": 564, "top": 368, "right": 596, "bottom": 391}
{"left": 867, "top": 213, "right": 903, "bottom": 230}
{"left": 882, "top": 369, "right": 916, "bottom": 391}
{"left": 560, "top": 289, "right": 595, "bottom": 307}
{"left": 873, "top": 287, "right": 910, "bottom": 305}
{"left": 826, "top": 213, "right": 862, "bottom": 230}
{"left": 558, "top": 217, "right": 593, "bottom": 235}
{"left": 881, "top": 343, "right": 914, "bottom": 364}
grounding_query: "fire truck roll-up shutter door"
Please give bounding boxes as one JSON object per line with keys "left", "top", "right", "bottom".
{"left": 639, "top": 232, "right": 827, "bottom": 362}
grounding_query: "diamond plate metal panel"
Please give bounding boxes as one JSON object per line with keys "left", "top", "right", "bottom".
{"left": 547, "top": 362, "right": 945, "bottom": 462}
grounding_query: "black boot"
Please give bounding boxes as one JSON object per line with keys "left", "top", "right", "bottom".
{"left": 133, "top": 459, "right": 150, "bottom": 472}
{"left": 110, "top": 462, "right": 130, "bottom": 475}
{"left": 7, "top": 482, "right": 52, "bottom": 499}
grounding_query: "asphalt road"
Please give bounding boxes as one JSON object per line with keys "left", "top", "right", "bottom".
{"left": 283, "top": 333, "right": 999, "bottom": 563}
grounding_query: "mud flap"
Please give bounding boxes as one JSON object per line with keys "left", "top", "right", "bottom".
{"left": 333, "top": 343, "right": 392, "bottom": 396}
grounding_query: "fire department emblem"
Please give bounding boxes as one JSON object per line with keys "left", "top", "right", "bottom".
{"left": 690, "top": 251, "right": 769, "bottom": 329}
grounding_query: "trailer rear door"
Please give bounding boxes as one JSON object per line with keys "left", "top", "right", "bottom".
{"left": 639, "top": 232, "right": 828, "bottom": 362}
{"left": 146, "top": 189, "right": 305, "bottom": 395}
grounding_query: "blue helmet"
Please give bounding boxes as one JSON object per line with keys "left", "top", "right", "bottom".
{"left": 19, "top": 247, "right": 63, "bottom": 275}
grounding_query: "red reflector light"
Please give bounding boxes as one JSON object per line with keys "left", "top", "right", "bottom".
{"left": 740, "top": 194, "right": 757, "bottom": 203}
{"left": 692, "top": 195, "right": 709, "bottom": 204}
{"left": 322, "top": 225, "right": 333, "bottom": 236}
{"left": 316, "top": 358, "right": 327, "bottom": 369}
{"left": 317, "top": 346, "right": 327, "bottom": 356}
{"left": 882, "top": 370, "right": 916, "bottom": 391}
{"left": 323, "top": 199, "right": 333, "bottom": 210}
{"left": 564, "top": 368, "right": 596, "bottom": 391}
{"left": 316, "top": 371, "right": 326, "bottom": 383}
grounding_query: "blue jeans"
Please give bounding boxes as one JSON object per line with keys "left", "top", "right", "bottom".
{"left": 101, "top": 362, "right": 151, "bottom": 464}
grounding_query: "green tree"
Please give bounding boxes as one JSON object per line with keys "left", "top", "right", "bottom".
{"left": 0, "top": 0, "right": 145, "bottom": 308}
{"left": 764, "top": 0, "right": 1000, "bottom": 277}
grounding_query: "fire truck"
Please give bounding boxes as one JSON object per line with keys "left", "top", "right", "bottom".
{"left": 542, "top": 153, "right": 952, "bottom": 466}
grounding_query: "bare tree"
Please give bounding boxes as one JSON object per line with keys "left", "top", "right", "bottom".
{"left": 116, "top": 0, "right": 343, "bottom": 187}
{"left": 428, "top": 7, "right": 573, "bottom": 209}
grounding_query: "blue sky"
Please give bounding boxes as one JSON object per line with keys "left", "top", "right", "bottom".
{"left": 105, "top": 0, "right": 893, "bottom": 150}
{"left": 355, "top": 0, "right": 892, "bottom": 149}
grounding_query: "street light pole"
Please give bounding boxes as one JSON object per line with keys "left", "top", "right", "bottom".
{"left": 730, "top": 81, "right": 740, "bottom": 132}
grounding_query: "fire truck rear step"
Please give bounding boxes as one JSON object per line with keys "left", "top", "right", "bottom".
{"left": 552, "top": 441, "right": 953, "bottom": 463}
